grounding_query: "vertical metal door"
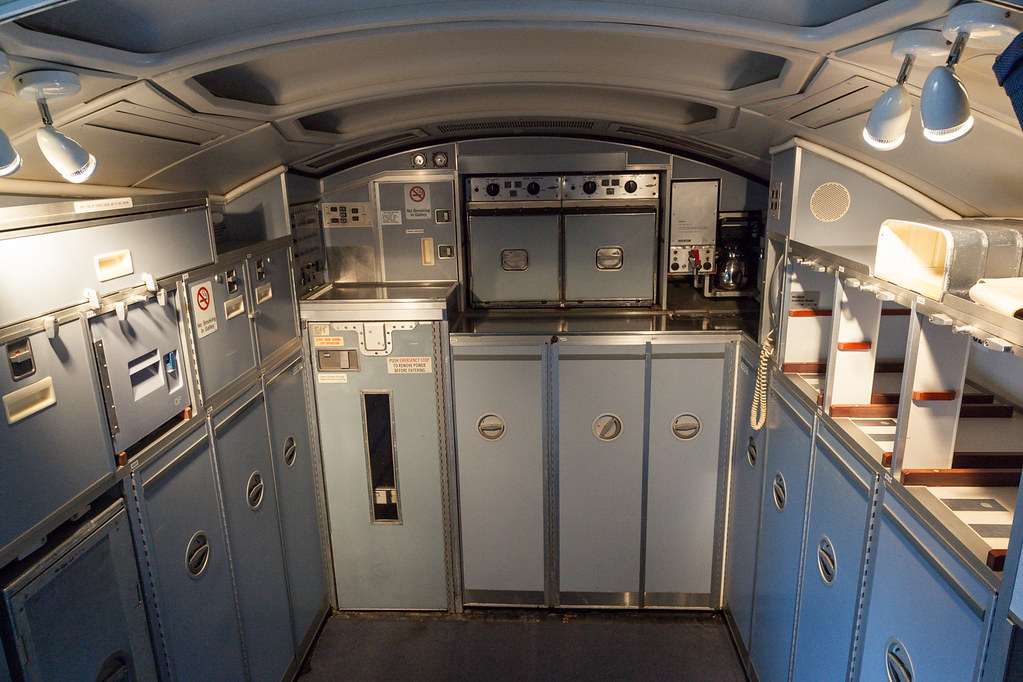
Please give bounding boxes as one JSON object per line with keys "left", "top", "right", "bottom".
{"left": 133, "top": 424, "right": 245, "bottom": 682}
{"left": 3, "top": 502, "right": 156, "bottom": 682}
{"left": 467, "top": 214, "right": 560, "bottom": 304}
{"left": 186, "top": 264, "right": 257, "bottom": 402}
{"left": 749, "top": 383, "right": 813, "bottom": 682}
{"left": 645, "top": 343, "right": 725, "bottom": 606}
{"left": 791, "top": 431, "right": 873, "bottom": 681}
{"left": 313, "top": 322, "right": 448, "bottom": 609}
{"left": 0, "top": 317, "right": 112, "bottom": 554}
{"left": 563, "top": 213, "right": 656, "bottom": 302}
{"left": 212, "top": 388, "right": 295, "bottom": 682}
{"left": 558, "top": 342, "right": 646, "bottom": 605}
{"left": 247, "top": 246, "right": 298, "bottom": 363}
{"left": 725, "top": 347, "right": 767, "bottom": 648}
{"left": 264, "top": 356, "right": 329, "bottom": 652}
{"left": 452, "top": 341, "right": 547, "bottom": 605}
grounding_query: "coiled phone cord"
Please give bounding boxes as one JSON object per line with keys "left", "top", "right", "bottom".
{"left": 751, "top": 327, "right": 774, "bottom": 431}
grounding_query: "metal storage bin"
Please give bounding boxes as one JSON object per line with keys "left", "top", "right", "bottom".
{"left": 0, "top": 499, "right": 156, "bottom": 682}
{"left": 874, "top": 218, "right": 1023, "bottom": 300}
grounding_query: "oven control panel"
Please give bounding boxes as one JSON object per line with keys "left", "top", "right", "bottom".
{"left": 467, "top": 176, "right": 561, "bottom": 202}
{"left": 563, "top": 173, "right": 659, "bottom": 200}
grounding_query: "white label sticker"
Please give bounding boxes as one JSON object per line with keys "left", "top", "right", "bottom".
{"left": 190, "top": 281, "right": 218, "bottom": 338}
{"left": 381, "top": 210, "right": 402, "bottom": 226}
{"left": 790, "top": 291, "right": 820, "bottom": 310}
{"left": 73, "top": 197, "right": 134, "bottom": 213}
{"left": 405, "top": 228, "right": 425, "bottom": 234}
{"left": 318, "top": 373, "right": 348, "bottom": 383}
{"left": 314, "top": 336, "right": 345, "bottom": 347}
{"left": 387, "top": 356, "right": 433, "bottom": 374}
{"left": 311, "top": 323, "right": 330, "bottom": 336}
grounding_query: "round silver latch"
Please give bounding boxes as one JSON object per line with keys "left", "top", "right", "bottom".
{"left": 886, "top": 638, "right": 914, "bottom": 682}
{"left": 747, "top": 436, "right": 758, "bottom": 467}
{"left": 476, "top": 414, "right": 506, "bottom": 441}
{"left": 592, "top": 414, "right": 623, "bottom": 441}
{"left": 671, "top": 413, "right": 702, "bottom": 441}
{"left": 283, "top": 436, "right": 297, "bottom": 467}
{"left": 185, "top": 531, "right": 210, "bottom": 578}
{"left": 817, "top": 536, "right": 837, "bottom": 585}
{"left": 246, "top": 471, "right": 264, "bottom": 510}
{"left": 773, "top": 472, "right": 787, "bottom": 511}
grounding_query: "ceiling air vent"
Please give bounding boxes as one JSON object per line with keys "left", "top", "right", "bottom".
{"left": 781, "top": 77, "right": 887, "bottom": 129}
{"left": 436, "top": 120, "right": 595, "bottom": 134}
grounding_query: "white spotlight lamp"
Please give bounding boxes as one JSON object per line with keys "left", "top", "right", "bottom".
{"left": 0, "top": 130, "right": 22, "bottom": 177}
{"left": 15, "top": 70, "right": 96, "bottom": 183}
{"left": 863, "top": 30, "right": 948, "bottom": 151}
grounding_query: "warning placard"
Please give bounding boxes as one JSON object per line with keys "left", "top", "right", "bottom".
{"left": 790, "top": 291, "right": 821, "bottom": 310}
{"left": 314, "top": 336, "right": 345, "bottom": 347}
{"left": 405, "top": 184, "right": 432, "bottom": 220}
{"left": 318, "top": 374, "right": 348, "bottom": 384}
{"left": 381, "top": 210, "right": 402, "bottom": 226}
{"left": 190, "top": 281, "right": 218, "bottom": 338}
{"left": 387, "top": 356, "right": 433, "bottom": 374}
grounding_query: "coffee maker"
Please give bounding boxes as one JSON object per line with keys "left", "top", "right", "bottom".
{"left": 702, "top": 211, "right": 763, "bottom": 298}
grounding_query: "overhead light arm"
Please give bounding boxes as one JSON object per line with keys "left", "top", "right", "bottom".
{"left": 15, "top": 69, "right": 96, "bottom": 183}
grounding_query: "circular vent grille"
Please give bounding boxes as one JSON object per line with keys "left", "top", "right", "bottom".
{"left": 809, "top": 182, "right": 851, "bottom": 222}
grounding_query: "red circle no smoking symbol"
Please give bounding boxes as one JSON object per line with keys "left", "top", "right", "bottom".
{"left": 197, "top": 286, "right": 211, "bottom": 311}
{"left": 409, "top": 185, "right": 426, "bottom": 203}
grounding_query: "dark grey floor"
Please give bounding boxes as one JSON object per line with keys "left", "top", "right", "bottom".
{"left": 299, "top": 609, "right": 748, "bottom": 681}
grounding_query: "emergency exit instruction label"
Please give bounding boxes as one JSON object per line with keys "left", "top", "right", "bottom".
{"left": 190, "top": 281, "right": 218, "bottom": 338}
{"left": 387, "top": 356, "right": 433, "bottom": 374}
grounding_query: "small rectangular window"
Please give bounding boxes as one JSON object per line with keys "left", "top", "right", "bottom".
{"left": 362, "top": 391, "right": 400, "bottom": 523}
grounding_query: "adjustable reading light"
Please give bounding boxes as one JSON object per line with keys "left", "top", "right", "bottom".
{"left": 15, "top": 70, "right": 96, "bottom": 183}
{"left": 0, "top": 51, "right": 19, "bottom": 176}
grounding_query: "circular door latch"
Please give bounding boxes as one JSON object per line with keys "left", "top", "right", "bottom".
{"left": 817, "top": 536, "right": 837, "bottom": 585}
{"left": 185, "top": 531, "right": 210, "bottom": 578}
{"left": 592, "top": 414, "right": 623, "bottom": 441}
{"left": 671, "top": 413, "right": 701, "bottom": 441}
{"left": 246, "top": 471, "right": 264, "bottom": 510}
{"left": 476, "top": 414, "right": 506, "bottom": 441}
{"left": 747, "top": 436, "right": 758, "bottom": 467}
{"left": 773, "top": 472, "right": 787, "bottom": 511}
{"left": 283, "top": 435, "right": 297, "bottom": 467}
{"left": 886, "top": 638, "right": 914, "bottom": 682}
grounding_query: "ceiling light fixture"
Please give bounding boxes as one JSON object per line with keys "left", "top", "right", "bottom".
{"left": 863, "top": 30, "right": 948, "bottom": 151}
{"left": 15, "top": 70, "right": 96, "bottom": 183}
{"left": 921, "top": 4, "right": 1022, "bottom": 144}
{"left": 0, "top": 50, "right": 19, "bottom": 177}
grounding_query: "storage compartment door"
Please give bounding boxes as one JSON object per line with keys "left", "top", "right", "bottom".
{"left": 213, "top": 389, "right": 295, "bottom": 682}
{"left": 247, "top": 246, "right": 299, "bottom": 363}
{"left": 468, "top": 214, "right": 560, "bottom": 305}
{"left": 645, "top": 343, "right": 726, "bottom": 606}
{"left": 563, "top": 213, "right": 656, "bottom": 303}
{"left": 264, "top": 356, "right": 329, "bottom": 652}
{"left": 453, "top": 343, "right": 547, "bottom": 605}
{"left": 558, "top": 343, "right": 645, "bottom": 605}
{"left": 1, "top": 318, "right": 112, "bottom": 556}
{"left": 134, "top": 427, "right": 245, "bottom": 681}
{"left": 749, "top": 383, "right": 813, "bottom": 682}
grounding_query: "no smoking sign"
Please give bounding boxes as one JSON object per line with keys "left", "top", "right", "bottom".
{"left": 408, "top": 185, "right": 426, "bottom": 203}
{"left": 190, "top": 280, "right": 219, "bottom": 339}
{"left": 404, "top": 182, "right": 432, "bottom": 219}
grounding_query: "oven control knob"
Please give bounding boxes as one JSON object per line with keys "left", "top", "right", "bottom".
{"left": 486, "top": 182, "right": 501, "bottom": 197}
{"left": 624, "top": 180, "right": 638, "bottom": 193}
{"left": 583, "top": 180, "right": 598, "bottom": 195}
{"left": 527, "top": 181, "right": 540, "bottom": 196}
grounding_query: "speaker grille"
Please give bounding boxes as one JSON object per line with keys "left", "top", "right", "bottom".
{"left": 809, "top": 182, "right": 851, "bottom": 223}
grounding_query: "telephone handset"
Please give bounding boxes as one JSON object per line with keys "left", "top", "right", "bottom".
{"left": 750, "top": 328, "right": 774, "bottom": 431}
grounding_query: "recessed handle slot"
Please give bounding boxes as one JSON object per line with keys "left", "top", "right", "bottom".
{"left": 501, "top": 249, "right": 529, "bottom": 271}
{"left": 246, "top": 471, "right": 264, "bottom": 510}
{"left": 95, "top": 249, "right": 134, "bottom": 282}
{"left": 3, "top": 376, "right": 56, "bottom": 424}
{"left": 885, "top": 639, "right": 913, "bottom": 682}
{"left": 476, "top": 414, "right": 506, "bottom": 441}
{"left": 817, "top": 536, "right": 837, "bottom": 585}
{"left": 224, "top": 295, "right": 245, "bottom": 320}
{"left": 255, "top": 282, "right": 273, "bottom": 305}
{"left": 773, "top": 472, "right": 787, "bottom": 511}
{"left": 671, "top": 413, "right": 701, "bottom": 441}
{"left": 185, "top": 532, "right": 210, "bottom": 578}
{"left": 421, "top": 238, "right": 436, "bottom": 266}
{"left": 595, "top": 246, "right": 624, "bottom": 270}
{"left": 128, "top": 349, "right": 163, "bottom": 401}
{"left": 283, "top": 436, "right": 297, "bottom": 467}
{"left": 747, "top": 436, "right": 758, "bottom": 468}
{"left": 7, "top": 338, "right": 34, "bottom": 380}
{"left": 592, "top": 414, "right": 623, "bottom": 441}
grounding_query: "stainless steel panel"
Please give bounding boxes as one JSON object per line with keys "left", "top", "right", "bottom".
{"left": 264, "top": 356, "right": 329, "bottom": 650}
{"left": 186, "top": 263, "right": 258, "bottom": 402}
{"left": 563, "top": 213, "right": 656, "bottom": 302}
{"left": 749, "top": 384, "right": 813, "bottom": 682}
{"left": 558, "top": 344, "right": 645, "bottom": 600}
{"left": 133, "top": 424, "right": 245, "bottom": 682}
{"left": 312, "top": 322, "right": 448, "bottom": 609}
{"left": 0, "top": 205, "right": 213, "bottom": 328}
{"left": 466, "top": 176, "right": 561, "bottom": 202}
{"left": 0, "top": 317, "right": 113, "bottom": 554}
{"left": 375, "top": 179, "right": 458, "bottom": 282}
{"left": 468, "top": 214, "right": 560, "bottom": 304}
{"left": 247, "top": 246, "right": 299, "bottom": 362}
{"left": 88, "top": 294, "right": 189, "bottom": 454}
{"left": 2, "top": 501, "right": 156, "bottom": 682}
{"left": 212, "top": 388, "right": 295, "bottom": 682}
{"left": 645, "top": 344, "right": 725, "bottom": 599}
{"left": 562, "top": 173, "right": 659, "bottom": 201}
{"left": 452, "top": 344, "right": 546, "bottom": 600}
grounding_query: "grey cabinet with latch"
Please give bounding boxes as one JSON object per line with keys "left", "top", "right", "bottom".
{"left": 211, "top": 385, "right": 295, "bottom": 682}
{"left": 129, "top": 419, "right": 245, "bottom": 681}
{"left": 246, "top": 245, "right": 299, "bottom": 363}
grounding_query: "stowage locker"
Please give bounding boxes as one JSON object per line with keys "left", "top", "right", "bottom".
{"left": 451, "top": 338, "right": 548, "bottom": 605}
{"left": 0, "top": 499, "right": 156, "bottom": 682}
{"left": 246, "top": 245, "right": 299, "bottom": 363}
{"left": 0, "top": 315, "right": 113, "bottom": 561}
{"left": 263, "top": 354, "right": 329, "bottom": 655}
{"left": 211, "top": 386, "right": 295, "bottom": 682}
{"left": 467, "top": 214, "right": 560, "bottom": 305}
{"left": 563, "top": 212, "right": 657, "bottom": 304}
{"left": 129, "top": 421, "right": 245, "bottom": 681}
